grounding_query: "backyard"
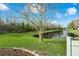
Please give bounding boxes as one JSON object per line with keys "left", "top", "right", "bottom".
{"left": 0, "top": 3, "right": 71, "bottom": 56}
{"left": 0, "top": 30, "right": 66, "bottom": 56}
{"left": 1, "top": 3, "right": 79, "bottom": 56}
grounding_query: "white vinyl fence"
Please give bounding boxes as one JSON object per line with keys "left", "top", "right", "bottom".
{"left": 67, "top": 37, "right": 79, "bottom": 56}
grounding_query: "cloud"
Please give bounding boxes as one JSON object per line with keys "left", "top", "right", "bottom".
{"left": 65, "top": 7, "right": 77, "bottom": 16}
{"left": 0, "top": 3, "right": 9, "bottom": 11}
{"left": 51, "top": 20, "right": 60, "bottom": 26}
{"left": 30, "top": 6, "right": 38, "bottom": 13}
{"left": 52, "top": 20, "right": 57, "bottom": 24}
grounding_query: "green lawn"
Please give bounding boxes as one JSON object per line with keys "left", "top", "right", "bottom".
{"left": 0, "top": 30, "right": 66, "bottom": 56}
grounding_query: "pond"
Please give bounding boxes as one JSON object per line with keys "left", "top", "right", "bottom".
{"left": 34, "top": 30, "right": 68, "bottom": 39}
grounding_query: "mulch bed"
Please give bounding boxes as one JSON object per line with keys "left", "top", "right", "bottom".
{"left": 0, "top": 48, "right": 35, "bottom": 56}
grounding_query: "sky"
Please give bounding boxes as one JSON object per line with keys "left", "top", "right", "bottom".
{"left": 0, "top": 3, "right": 79, "bottom": 27}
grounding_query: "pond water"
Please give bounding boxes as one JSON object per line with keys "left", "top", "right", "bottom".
{"left": 43, "top": 30, "right": 68, "bottom": 39}
{"left": 34, "top": 30, "right": 68, "bottom": 39}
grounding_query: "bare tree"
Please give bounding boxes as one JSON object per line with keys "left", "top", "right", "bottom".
{"left": 16, "top": 3, "right": 53, "bottom": 42}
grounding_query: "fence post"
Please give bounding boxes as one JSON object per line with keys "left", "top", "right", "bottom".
{"left": 67, "top": 36, "right": 72, "bottom": 56}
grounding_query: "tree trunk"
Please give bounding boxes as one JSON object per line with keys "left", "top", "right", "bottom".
{"left": 39, "top": 32, "right": 43, "bottom": 42}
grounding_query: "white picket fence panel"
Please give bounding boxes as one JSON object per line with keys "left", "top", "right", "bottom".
{"left": 67, "top": 37, "right": 79, "bottom": 56}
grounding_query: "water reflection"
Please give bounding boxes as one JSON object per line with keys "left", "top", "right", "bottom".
{"left": 34, "top": 30, "right": 68, "bottom": 39}
{"left": 43, "top": 30, "right": 68, "bottom": 39}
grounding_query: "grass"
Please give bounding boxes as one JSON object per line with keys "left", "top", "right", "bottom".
{"left": 0, "top": 30, "right": 66, "bottom": 56}
{"left": 68, "top": 29, "right": 79, "bottom": 40}
{"left": 68, "top": 29, "right": 79, "bottom": 35}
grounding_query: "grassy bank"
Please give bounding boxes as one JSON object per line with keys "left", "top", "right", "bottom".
{"left": 68, "top": 30, "right": 79, "bottom": 40}
{"left": 0, "top": 30, "right": 66, "bottom": 56}
{"left": 68, "top": 30, "right": 79, "bottom": 35}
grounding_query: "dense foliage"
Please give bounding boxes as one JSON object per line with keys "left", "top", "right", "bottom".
{"left": 0, "top": 21, "right": 36, "bottom": 33}
{"left": 68, "top": 19, "right": 79, "bottom": 30}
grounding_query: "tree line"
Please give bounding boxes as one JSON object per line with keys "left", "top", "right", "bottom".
{"left": 0, "top": 17, "right": 62, "bottom": 33}
{"left": 0, "top": 17, "right": 36, "bottom": 33}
